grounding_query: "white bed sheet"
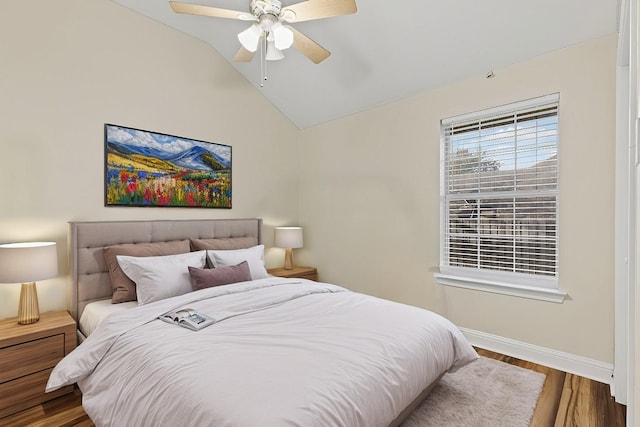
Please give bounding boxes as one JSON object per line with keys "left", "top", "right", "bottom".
{"left": 79, "top": 299, "right": 137, "bottom": 337}
{"left": 49, "top": 278, "right": 477, "bottom": 427}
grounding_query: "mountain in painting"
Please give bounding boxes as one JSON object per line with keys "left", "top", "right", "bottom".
{"left": 107, "top": 141, "right": 230, "bottom": 172}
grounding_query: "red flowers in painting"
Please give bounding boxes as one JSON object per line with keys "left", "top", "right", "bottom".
{"left": 106, "top": 169, "right": 231, "bottom": 208}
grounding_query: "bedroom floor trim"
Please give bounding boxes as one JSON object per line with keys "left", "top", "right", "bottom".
{"left": 460, "top": 327, "right": 615, "bottom": 391}
{"left": 0, "top": 347, "right": 625, "bottom": 427}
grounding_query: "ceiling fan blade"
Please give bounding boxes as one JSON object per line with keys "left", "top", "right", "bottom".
{"left": 169, "top": 1, "right": 254, "bottom": 21}
{"left": 287, "top": 26, "right": 330, "bottom": 64}
{"left": 282, "top": 0, "right": 357, "bottom": 23}
{"left": 233, "top": 46, "right": 256, "bottom": 62}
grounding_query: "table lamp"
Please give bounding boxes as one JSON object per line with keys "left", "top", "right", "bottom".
{"left": 274, "top": 227, "right": 303, "bottom": 270}
{"left": 0, "top": 242, "right": 58, "bottom": 325}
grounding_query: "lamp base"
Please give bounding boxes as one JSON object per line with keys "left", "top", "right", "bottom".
{"left": 18, "top": 282, "right": 40, "bottom": 325}
{"left": 284, "top": 248, "right": 294, "bottom": 270}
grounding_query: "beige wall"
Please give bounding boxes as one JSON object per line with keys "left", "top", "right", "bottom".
{"left": 0, "top": 0, "right": 300, "bottom": 318}
{"left": 299, "top": 35, "right": 617, "bottom": 363}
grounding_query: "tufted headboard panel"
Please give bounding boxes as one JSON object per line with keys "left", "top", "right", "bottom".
{"left": 68, "top": 219, "right": 262, "bottom": 322}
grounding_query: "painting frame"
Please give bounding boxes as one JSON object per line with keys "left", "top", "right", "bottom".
{"left": 104, "top": 124, "right": 232, "bottom": 208}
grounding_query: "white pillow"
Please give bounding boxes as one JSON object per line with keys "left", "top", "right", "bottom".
{"left": 207, "top": 245, "right": 268, "bottom": 280}
{"left": 117, "top": 251, "right": 207, "bottom": 305}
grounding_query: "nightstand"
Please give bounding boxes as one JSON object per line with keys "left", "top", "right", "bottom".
{"left": 0, "top": 310, "right": 77, "bottom": 418}
{"left": 268, "top": 266, "right": 318, "bottom": 281}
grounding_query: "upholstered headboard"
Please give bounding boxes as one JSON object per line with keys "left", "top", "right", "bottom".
{"left": 68, "top": 219, "right": 263, "bottom": 322}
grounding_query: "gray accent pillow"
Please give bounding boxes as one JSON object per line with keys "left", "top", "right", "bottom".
{"left": 189, "top": 237, "right": 258, "bottom": 251}
{"left": 104, "top": 240, "right": 191, "bottom": 303}
{"left": 190, "top": 237, "right": 259, "bottom": 268}
{"left": 189, "top": 261, "right": 252, "bottom": 291}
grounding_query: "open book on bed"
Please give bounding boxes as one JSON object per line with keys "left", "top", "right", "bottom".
{"left": 159, "top": 308, "right": 217, "bottom": 331}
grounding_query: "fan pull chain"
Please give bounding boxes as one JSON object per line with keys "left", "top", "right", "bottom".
{"left": 260, "top": 35, "right": 267, "bottom": 87}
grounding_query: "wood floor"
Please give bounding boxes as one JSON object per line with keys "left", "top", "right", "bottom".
{"left": 475, "top": 348, "right": 626, "bottom": 427}
{"left": 0, "top": 347, "right": 626, "bottom": 427}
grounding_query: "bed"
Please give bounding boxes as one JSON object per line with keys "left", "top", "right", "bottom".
{"left": 47, "top": 218, "right": 477, "bottom": 427}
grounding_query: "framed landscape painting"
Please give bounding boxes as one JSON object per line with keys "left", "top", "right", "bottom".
{"left": 105, "top": 124, "right": 231, "bottom": 208}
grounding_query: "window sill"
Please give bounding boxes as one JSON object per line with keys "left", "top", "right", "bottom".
{"left": 434, "top": 272, "right": 567, "bottom": 303}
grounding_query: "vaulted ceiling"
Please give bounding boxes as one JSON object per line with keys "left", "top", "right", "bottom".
{"left": 111, "top": 0, "right": 618, "bottom": 129}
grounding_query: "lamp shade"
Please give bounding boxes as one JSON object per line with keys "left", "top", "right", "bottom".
{"left": 274, "top": 227, "right": 303, "bottom": 249}
{"left": 238, "top": 23, "right": 262, "bottom": 53}
{"left": 0, "top": 242, "right": 58, "bottom": 284}
{"left": 271, "top": 22, "right": 293, "bottom": 50}
{"left": 266, "top": 40, "right": 284, "bottom": 61}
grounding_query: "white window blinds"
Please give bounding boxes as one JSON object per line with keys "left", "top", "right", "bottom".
{"left": 440, "top": 94, "right": 559, "bottom": 285}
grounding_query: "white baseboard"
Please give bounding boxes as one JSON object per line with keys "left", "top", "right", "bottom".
{"left": 460, "top": 327, "right": 614, "bottom": 392}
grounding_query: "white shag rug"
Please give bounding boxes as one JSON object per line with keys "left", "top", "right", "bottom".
{"left": 401, "top": 356, "right": 545, "bottom": 427}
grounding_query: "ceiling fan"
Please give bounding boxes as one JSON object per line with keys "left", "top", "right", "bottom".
{"left": 169, "top": 0, "right": 357, "bottom": 65}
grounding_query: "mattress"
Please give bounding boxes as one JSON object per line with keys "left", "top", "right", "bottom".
{"left": 48, "top": 278, "right": 477, "bottom": 427}
{"left": 79, "top": 299, "right": 137, "bottom": 337}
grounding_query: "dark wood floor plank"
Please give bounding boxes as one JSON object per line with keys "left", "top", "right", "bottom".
{"left": 555, "top": 373, "right": 626, "bottom": 427}
{"left": 0, "top": 348, "right": 626, "bottom": 426}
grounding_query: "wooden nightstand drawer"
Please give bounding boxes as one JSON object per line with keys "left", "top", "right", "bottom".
{"left": 0, "top": 368, "right": 73, "bottom": 418}
{"left": 268, "top": 266, "right": 318, "bottom": 281}
{"left": 295, "top": 271, "right": 318, "bottom": 281}
{"left": 0, "top": 311, "right": 76, "bottom": 418}
{"left": 0, "top": 334, "right": 65, "bottom": 383}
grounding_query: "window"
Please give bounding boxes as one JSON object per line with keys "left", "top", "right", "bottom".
{"left": 435, "top": 94, "right": 565, "bottom": 302}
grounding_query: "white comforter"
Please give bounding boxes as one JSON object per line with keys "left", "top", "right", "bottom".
{"left": 47, "top": 278, "right": 477, "bottom": 427}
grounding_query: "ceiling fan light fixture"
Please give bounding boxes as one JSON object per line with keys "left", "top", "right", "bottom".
{"left": 169, "top": 0, "right": 358, "bottom": 67}
{"left": 266, "top": 40, "right": 285, "bottom": 60}
{"left": 238, "top": 23, "right": 262, "bottom": 52}
{"left": 272, "top": 22, "right": 293, "bottom": 50}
